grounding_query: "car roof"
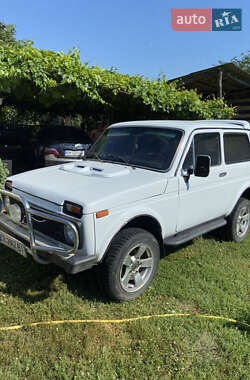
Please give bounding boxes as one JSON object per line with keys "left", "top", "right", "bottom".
{"left": 109, "top": 120, "right": 250, "bottom": 132}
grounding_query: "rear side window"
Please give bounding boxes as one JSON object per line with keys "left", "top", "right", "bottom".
{"left": 224, "top": 133, "right": 250, "bottom": 164}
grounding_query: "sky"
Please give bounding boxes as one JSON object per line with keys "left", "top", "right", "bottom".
{"left": 1, "top": 0, "right": 249, "bottom": 80}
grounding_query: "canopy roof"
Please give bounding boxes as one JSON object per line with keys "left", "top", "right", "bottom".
{"left": 171, "top": 64, "right": 250, "bottom": 120}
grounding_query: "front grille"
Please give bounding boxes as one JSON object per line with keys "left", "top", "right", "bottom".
{"left": 32, "top": 217, "right": 78, "bottom": 246}
{"left": 0, "top": 189, "right": 80, "bottom": 257}
{"left": 30, "top": 208, "right": 82, "bottom": 248}
{"left": 3, "top": 195, "right": 80, "bottom": 248}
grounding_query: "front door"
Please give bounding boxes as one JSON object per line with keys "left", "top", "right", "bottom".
{"left": 177, "top": 131, "right": 229, "bottom": 232}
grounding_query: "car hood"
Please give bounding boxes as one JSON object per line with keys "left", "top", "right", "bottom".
{"left": 10, "top": 161, "right": 167, "bottom": 214}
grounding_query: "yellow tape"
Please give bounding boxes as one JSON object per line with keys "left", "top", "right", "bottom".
{"left": 0, "top": 313, "right": 249, "bottom": 332}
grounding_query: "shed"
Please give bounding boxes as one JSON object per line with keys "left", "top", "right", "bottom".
{"left": 170, "top": 63, "right": 250, "bottom": 121}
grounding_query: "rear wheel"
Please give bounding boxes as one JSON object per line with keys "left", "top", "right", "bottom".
{"left": 227, "top": 197, "right": 250, "bottom": 242}
{"left": 101, "top": 228, "right": 160, "bottom": 301}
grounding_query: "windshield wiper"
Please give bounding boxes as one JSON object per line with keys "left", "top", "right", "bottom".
{"left": 84, "top": 152, "right": 103, "bottom": 161}
{"left": 102, "top": 154, "right": 130, "bottom": 165}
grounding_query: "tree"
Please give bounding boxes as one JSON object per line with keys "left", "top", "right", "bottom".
{"left": 231, "top": 51, "right": 250, "bottom": 74}
{"left": 0, "top": 43, "right": 235, "bottom": 122}
{"left": 0, "top": 21, "right": 16, "bottom": 45}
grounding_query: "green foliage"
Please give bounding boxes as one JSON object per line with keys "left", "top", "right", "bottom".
{"left": 0, "top": 22, "right": 16, "bottom": 45}
{"left": 0, "top": 105, "right": 18, "bottom": 123}
{"left": 0, "top": 43, "right": 235, "bottom": 120}
{"left": 0, "top": 159, "right": 8, "bottom": 189}
{"left": 230, "top": 50, "right": 250, "bottom": 74}
{"left": 0, "top": 105, "right": 42, "bottom": 125}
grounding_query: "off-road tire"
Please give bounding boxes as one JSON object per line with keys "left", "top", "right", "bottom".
{"left": 101, "top": 228, "right": 160, "bottom": 301}
{"left": 226, "top": 197, "right": 250, "bottom": 242}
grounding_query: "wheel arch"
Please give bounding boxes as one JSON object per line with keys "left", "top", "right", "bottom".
{"left": 228, "top": 185, "right": 250, "bottom": 216}
{"left": 100, "top": 214, "right": 164, "bottom": 262}
{"left": 121, "top": 215, "right": 164, "bottom": 256}
{"left": 240, "top": 188, "right": 250, "bottom": 201}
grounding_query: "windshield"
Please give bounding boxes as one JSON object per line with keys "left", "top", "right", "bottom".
{"left": 85, "top": 127, "right": 183, "bottom": 171}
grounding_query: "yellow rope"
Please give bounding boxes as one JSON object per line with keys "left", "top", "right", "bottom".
{"left": 0, "top": 313, "right": 248, "bottom": 332}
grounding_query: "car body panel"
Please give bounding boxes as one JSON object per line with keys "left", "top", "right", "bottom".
{"left": 94, "top": 176, "right": 179, "bottom": 259}
{"left": 9, "top": 160, "right": 167, "bottom": 214}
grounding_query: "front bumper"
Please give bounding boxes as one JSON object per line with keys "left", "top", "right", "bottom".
{"left": 0, "top": 189, "right": 97, "bottom": 274}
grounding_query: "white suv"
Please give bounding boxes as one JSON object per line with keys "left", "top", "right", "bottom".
{"left": 1, "top": 120, "right": 250, "bottom": 301}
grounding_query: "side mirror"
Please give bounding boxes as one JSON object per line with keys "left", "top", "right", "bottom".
{"left": 194, "top": 155, "right": 210, "bottom": 177}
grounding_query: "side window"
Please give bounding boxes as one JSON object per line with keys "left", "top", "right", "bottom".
{"left": 194, "top": 133, "right": 221, "bottom": 166}
{"left": 183, "top": 133, "right": 221, "bottom": 169}
{"left": 224, "top": 133, "right": 250, "bottom": 164}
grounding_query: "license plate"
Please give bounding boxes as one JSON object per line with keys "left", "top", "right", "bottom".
{"left": 64, "top": 150, "right": 84, "bottom": 158}
{"left": 0, "top": 231, "right": 27, "bottom": 258}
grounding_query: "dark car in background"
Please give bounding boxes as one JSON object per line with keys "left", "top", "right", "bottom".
{"left": 0, "top": 125, "right": 92, "bottom": 174}
{"left": 44, "top": 142, "right": 91, "bottom": 166}
{"left": 38, "top": 126, "right": 92, "bottom": 167}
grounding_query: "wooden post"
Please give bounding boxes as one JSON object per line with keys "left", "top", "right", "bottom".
{"left": 217, "top": 70, "right": 223, "bottom": 97}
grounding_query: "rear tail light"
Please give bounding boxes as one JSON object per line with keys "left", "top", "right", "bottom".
{"left": 4, "top": 180, "right": 12, "bottom": 191}
{"left": 63, "top": 201, "right": 83, "bottom": 218}
{"left": 44, "top": 147, "right": 59, "bottom": 157}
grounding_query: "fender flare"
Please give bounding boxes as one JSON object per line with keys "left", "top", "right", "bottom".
{"left": 227, "top": 182, "right": 250, "bottom": 216}
{"left": 95, "top": 206, "right": 166, "bottom": 261}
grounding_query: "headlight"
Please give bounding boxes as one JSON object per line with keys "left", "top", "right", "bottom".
{"left": 64, "top": 225, "right": 75, "bottom": 245}
{"left": 8, "top": 203, "right": 22, "bottom": 223}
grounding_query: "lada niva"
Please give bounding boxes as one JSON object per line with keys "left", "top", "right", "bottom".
{"left": 1, "top": 120, "right": 250, "bottom": 301}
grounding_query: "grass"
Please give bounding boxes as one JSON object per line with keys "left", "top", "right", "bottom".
{"left": 0, "top": 230, "right": 249, "bottom": 379}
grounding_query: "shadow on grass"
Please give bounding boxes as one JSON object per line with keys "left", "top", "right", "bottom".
{"left": 163, "top": 240, "right": 192, "bottom": 258}
{"left": 203, "top": 226, "right": 228, "bottom": 242}
{"left": 231, "top": 310, "right": 250, "bottom": 334}
{"left": 225, "top": 317, "right": 250, "bottom": 335}
{"left": 0, "top": 248, "right": 62, "bottom": 303}
{"left": 162, "top": 227, "right": 228, "bottom": 258}
{"left": 0, "top": 247, "right": 107, "bottom": 303}
{"left": 64, "top": 267, "right": 109, "bottom": 304}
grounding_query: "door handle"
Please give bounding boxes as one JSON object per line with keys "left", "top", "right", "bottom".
{"left": 219, "top": 172, "right": 227, "bottom": 177}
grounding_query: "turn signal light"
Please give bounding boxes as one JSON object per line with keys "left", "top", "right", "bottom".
{"left": 4, "top": 181, "right": 12, "bottom": 191}
{"left": 63, "top": 201, "right": 83, "bottom": 218}
{"left": 96, "top": 210, "right": 109, "bottom": 219}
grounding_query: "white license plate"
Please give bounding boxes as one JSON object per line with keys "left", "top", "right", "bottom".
{"left": 0, "top": 231, "right": 27, "bottom": 258}
{"left": 64, "top": 150, "right": 84, "bottom": 158}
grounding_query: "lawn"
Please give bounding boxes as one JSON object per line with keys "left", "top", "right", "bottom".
{"left": 0, "top": 230, "right": 249, "bottom": 380}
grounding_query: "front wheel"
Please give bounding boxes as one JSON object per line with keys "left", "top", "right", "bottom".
{"left": 101, "top": 228, "right": 160, "bottom": 301}
{"left": 227, "top": 197, "right": 250, "bottom": 242}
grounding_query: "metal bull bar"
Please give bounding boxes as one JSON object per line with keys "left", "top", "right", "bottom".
{"left": 0, "top": 189, "right": 80, "bottom": 264}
